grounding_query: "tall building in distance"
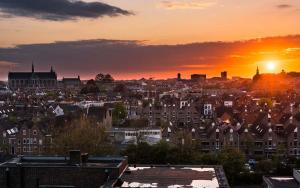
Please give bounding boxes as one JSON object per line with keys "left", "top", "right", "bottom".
{"left": 221, "top": 71, "right": 227, "bottom": 80}
{"left": 177, "top": 73, "right": 181, "bottom": 81}
{"left": 191, "top": 74, "right": 206, "bottom": 82}
{"left": 8, "top": 64, "right": 57, "bottom": 90}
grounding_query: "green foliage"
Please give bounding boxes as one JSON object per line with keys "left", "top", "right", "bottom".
{"left": 95, "top": 73, "right": 114, "bottom": 83}
{"left": 50, "top": 118, "right": 115, "bottom": 155}
{"left": 122, "top": 119, "right": 148, "bottom": 128}
{"left": 256, "top": 159, "right": 274, "bottom": 174}
{"left": 112, "top": 102, "right": 126, "bottom": 125}
{"left": 8, "top": 115, "right": 18, "bottom": 124}
{"left": 218, "top": 148, "right": 246, "bottom": 185}
{"left": 80, "top": 79, "right": 100, "bottom": 94}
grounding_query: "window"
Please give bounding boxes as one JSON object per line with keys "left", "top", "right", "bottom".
{"left": 23, "top": 130, "right": 26, "bottom": 136}
{"left": 33, "top": 130, "right": 37, "bottom": 135}
{"left": 216, "top": 132, "right": 219, "bottom": 140}
{"left": 23, "top": 138, "right": 26, "bottom": 144}
{"left": 23, "top": 147, "right": 26, "bottom": 152}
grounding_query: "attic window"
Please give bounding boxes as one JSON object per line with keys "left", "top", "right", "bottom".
{"left": 33, "top": 130, "right": 37, "bottom": 135}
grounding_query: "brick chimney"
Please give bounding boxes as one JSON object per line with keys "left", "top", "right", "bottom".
{"left": 69, "top": 150, "right": 81, "bottom": 165}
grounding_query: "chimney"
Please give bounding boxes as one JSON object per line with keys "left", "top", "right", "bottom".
{"left": 81, "top": 153, "right": 89, "bottom": 164}
{"left": 69, "top": 150, "right": 81, "bottom": 165}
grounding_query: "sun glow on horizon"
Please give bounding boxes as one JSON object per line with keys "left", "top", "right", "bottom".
{"left": 265, "top": 60, "right": 278, "bottom": 72}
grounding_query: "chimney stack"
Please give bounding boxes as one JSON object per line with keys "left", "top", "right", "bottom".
{"left": 69, "top": 150, "right": 81, "bottom": 165}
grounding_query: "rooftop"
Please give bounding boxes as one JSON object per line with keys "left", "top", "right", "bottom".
{"left": 263, "top": 176, "right": 299, "bottom": 188}
{"left": 120, "top": 165, "right": 229, "bottom": 188}
{"left": 0, "top": 153, "right": 126, "bottom": 169}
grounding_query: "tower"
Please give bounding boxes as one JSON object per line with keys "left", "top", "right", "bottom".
{"left": 221, "top": 71, "right": 227, "bottom": 80}
{"left": 256, "top": 66, "right": 259, "bottom": 75}
{"left": 32, "top": 63, "right": 35, "bottom": 73}
{"left": 50, "top": 66, "right": 54, "bottom": 73}
{"left": 177, "top": 73, "right": 181, "bottom": 81}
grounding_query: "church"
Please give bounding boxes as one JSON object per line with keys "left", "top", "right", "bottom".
{"left": 8, "top": 64, "right": 57, "bottom": 90}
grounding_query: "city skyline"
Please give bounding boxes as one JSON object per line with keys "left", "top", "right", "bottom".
{"left": 1, "top": 0, "right": 300, "bottom": 80}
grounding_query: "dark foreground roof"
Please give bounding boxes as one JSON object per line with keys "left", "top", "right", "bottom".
{"left": 264, "top": 176, "right": 299, "bottom": 188}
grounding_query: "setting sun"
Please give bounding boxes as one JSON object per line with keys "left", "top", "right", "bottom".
{"left": 266, "top": 61, "right": 277, "bottom": 72}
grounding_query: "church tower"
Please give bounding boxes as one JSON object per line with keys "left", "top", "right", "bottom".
{"left": 253, "top": 66, "right": 260, "bottom": 81}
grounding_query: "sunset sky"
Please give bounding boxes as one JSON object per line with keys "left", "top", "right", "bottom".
{"left": 1, "top": 0, "right": 300, "bottom": 80}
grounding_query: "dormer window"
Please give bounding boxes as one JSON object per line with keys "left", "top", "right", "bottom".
{"left": 33, "top": 130, "right": 37, "bottom": 135}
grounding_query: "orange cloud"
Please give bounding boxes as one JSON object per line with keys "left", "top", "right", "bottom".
{"left": 159, "top": 0, "right": 216, "bottom": 10}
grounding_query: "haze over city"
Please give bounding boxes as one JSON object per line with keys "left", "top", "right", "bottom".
{"left": 1, "top": 0, "right": 300, "bottom": 80}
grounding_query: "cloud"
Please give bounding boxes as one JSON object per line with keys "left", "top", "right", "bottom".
{"left": 1, "top": 35, "right": 300, "bottom": 79}
{"left": 276, "top": 4, "right": 293, "bottom": 9}
{"left": 0, "top": 61, "right": 17, "bottom": 67}
{"left": 0, "top": 0, "right": 133, "bottom": 21}
{"left": 159, "top": 0, "right": 216, "bottom": 10}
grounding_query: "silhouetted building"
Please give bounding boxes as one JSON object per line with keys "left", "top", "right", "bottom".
{"left": 177, "top": 73, "right": 181, "bottom": 81}
{"left": 221, "top": 71, "right": 227, "bottom": 80}
{"left": 0, "top": 150, "right": 128, "bottom": 188}
{"left": 191, "top": 74, "right": 206, "bottom": 82}
{"left": 62, "top": 76, "right": 81, "bottom": 90}
{"left": 8, "top": 64, "right": 57, "bottom": 90}
{"left": 253, "top": 66, "right": 260, "bottom": 81}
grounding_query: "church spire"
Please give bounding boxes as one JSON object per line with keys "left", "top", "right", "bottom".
{"left": 256, "top": 66, "right": 259, "bottom": 75}
{"left": 32, "top": 62, "right": 35, "bottom": 73}
{"left": 50, "top": 66, "right": 54, "bottom": 72}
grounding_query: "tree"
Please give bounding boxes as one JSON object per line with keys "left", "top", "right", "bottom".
{"left": 95, "top": 73, "right": 105, "bottom": 81}
{"left": 218, "top": 148, "right": 246, "bottom": 185}
{"left": 256, "top": 159, "right": 274, "bottom": 174}
{"left": 80, "top": 79, "right": 100, "bottom": 94}
{"left": 50, "top": 118, "right": 115, "bottom": 155}
{"left": 113, "top": 83, "right": 127, "bottom": 93}
{"left": 95, "top": 73, "right": 114, "bottom": 83}
{"left": 112, "top": 102, "right": 126, "bottom": 125}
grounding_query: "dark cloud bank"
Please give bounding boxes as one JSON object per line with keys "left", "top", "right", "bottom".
{"left": 1, "top": 35, "right": 300, "bottom": 79}
{"left": 0, "top": 0, "right": 132, "bottom": 21}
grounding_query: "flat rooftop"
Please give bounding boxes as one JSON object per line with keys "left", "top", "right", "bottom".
{"left": 120, "top": 165, "right": 229, "bottom": 188}
{"left": 264, "top": 176, "right": 299, "bottom": 188}
{"left": 0, "top": 155, "right": 126, "bottom": 168}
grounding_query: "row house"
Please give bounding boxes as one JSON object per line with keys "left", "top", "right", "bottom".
{"left": 142, "top": 101, "right": 202, "bottom": 127}
{"left": 199, "top": 110, "right": 300, "bottom": 158}
{"left": 0, "top": 122, "right": 52, "bottom": 155}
